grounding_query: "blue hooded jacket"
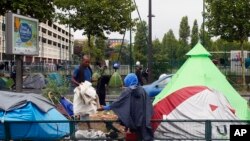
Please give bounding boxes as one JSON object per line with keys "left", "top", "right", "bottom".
{"left": 105, "top": 73, "right": 154, "bottom": 141}
{"left": 124, "top": 73, "right": 138, "bottom": 87}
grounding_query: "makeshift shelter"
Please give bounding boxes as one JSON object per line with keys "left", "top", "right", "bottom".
{"left": 47, "top": 72, "right": 63, "bottom": 86}
{"left": 0, "top": 77, "right": 14, "bottom": 90}
{"left": 0, "top": 91, "right": 69, "bottom": 140}
{"left": 23, "top": 73, "right": 46, "bottom": 89}
{"left": 152, "top": 43, "right": 250, "bottom": 139}
{"left": 108, "top": 71, "right": 123, "bottom": 95}
{"left": 108, "top": 71, "right": 123, "bottom": 88}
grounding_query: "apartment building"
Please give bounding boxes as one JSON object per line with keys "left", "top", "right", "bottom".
{"left": 0, "top": 15, "right": 74, "bottom": 64}
{"left": 108, "top": 38, "right": 128, "bottom": 48}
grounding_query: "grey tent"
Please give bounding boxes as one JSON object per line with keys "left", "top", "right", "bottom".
{"left": 23, "top": 73, "right": 45, "bottom": 89}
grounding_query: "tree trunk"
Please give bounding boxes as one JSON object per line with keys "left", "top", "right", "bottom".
{"left": 240, "top": 40, "right": 246, "bottom": 90}
{"left": 87, "top": 34, "right": 91, "bottom": 59}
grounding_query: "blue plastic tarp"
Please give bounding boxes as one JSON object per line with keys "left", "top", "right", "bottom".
{"left": 0, "top": 102, "right": 69, "bottom": 140}
{"left": 60, "top": 97, "right": 74, "bottom": 116}
{"left": 47, "top": 72, "right": 62, "bottom": 86}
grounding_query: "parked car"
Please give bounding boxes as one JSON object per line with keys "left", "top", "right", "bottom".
{"left": 143, "top": 74, "right": 173, "bottom": 97}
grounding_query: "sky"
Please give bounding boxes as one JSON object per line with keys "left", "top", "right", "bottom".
{"left": 74, "top": 0, "right": 204, "bottom": 41}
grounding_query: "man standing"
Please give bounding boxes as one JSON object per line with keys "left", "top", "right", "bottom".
{"left": 71, "top": 55, "right": 93, "bottom": 86}
{"left": 96, "top": 65, "right": 110, "bottom": 106}
{"left": 135, "top": 61, "right": 144, "bottom": 86}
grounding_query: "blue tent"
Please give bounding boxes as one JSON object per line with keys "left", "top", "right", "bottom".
{"left": 0, "top": 91, "right": 70, "bottom": 140}
{"left": 47, "top": 72, "right": 63, "bottom": 86}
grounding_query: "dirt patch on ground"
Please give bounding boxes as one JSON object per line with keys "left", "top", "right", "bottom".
{"left": 76, "top": 111, "right": 126, "bottom": 138}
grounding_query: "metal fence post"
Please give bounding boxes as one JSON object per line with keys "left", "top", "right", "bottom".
{"left": 3, "top": 122, "right": 10, "bottom": 141}
{"left": 205, "top": 120, "right": 212, "bottom": 141}
{"left": 69, "top": 120, "right": 76, "bottom": 140}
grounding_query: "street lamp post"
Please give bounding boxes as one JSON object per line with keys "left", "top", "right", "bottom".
{"left": 148, "top": 0, "right": 153, "bottom": 83}
{"left": 129, "top": 10, "right": 132, "bottom": 73}
{"left": 68, "top": 25, "right": 71, "bottom": 75}
{"left": 202, "top": 0, "right": 205, "bottom": 46}
{"left": 1, "top": 16, "right": 5, "bottom": 60}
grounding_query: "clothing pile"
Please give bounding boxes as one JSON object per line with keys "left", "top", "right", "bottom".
{"left": 73, "top": 81, "right": 100, "bottom": 116}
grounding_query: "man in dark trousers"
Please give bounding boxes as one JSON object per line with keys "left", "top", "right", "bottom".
{"left": 96, "top": 65, "right": 110, "bottom": 106}
{"left": 135, "top": 62, "right": 144, "bottom": 86}
{"left": 96, "top": 75, "right": 110, "bottom": 106}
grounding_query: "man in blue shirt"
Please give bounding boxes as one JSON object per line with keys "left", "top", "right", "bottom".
{"left": 71, "top": 55, "right": 93, "bottom": 86}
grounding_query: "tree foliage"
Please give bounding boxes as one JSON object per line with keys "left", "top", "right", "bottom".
{"left": 191, "top": 19, "right": 199, "bottom": 48}
{"left": 205, "top": 0, "right": 250, "bottom": 41}
{"left": 95, "top": 37, "right": 107, "bottom": 60}
{"left": 205, "top": 0, "right": 250, "bottom": 88}
{"left": 134, "top": 21, "right": 148, "bottom": 65}
{"left": 179, "top": 16, "right": 190, "bottom": 45}
{"left": 163, "top": 29, "right": 179, "bottom": 64}
{"left": 152, "top": 39, "right": 162, "bottom": 62}
{"left": 152, "top": 38, "right": 166, "bottom": 79}
{"left": 0, "top": 0, "right": 54, "bottom": 22}
{"left": 178, "top": 16, "right": 191, "bottom": 63}
{"left": 199, "top": 23, "right": 212, "bottom": 50}
{"left": 54, "top": 0, "right": 135, "bottom": 40}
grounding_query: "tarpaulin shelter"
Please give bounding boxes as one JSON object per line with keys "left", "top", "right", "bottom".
{"left": 47, "top": 72, "right": 63, "bottom": 86}
{"left": 0, "top": 91, "right": 69, "bottom": 140}
{"left": 0, "top": 77, "right": 14, "bottom": 90}
{"left": 152, "top": 43, "right": 250, "bottom": 139}
{"left": 23, "top": 73, "right": 46, "bottom": 89}
{"left": 108, "top": 71, "right": 123, "bottom": 95}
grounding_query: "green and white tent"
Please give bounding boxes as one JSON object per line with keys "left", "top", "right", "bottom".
{"left": 152, "top": 43, "right": 250, "bottom": 139}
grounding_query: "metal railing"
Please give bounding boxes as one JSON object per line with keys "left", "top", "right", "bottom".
{"left": 1, "top": 119, "right": 249, "bottom": 140}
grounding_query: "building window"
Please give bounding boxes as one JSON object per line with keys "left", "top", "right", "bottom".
{"left": 42, "top": 28, "right": 46, "bottom": 34}
{"left": 48, "top": 30, "right": 52, "bottom": 36}
{"left": 53, "top": 33, "right": 57, "bottom": 38}
{"left": 53, "top": 41, "right": 57, "bottom": 46}
{"left": 53, "top": 24, "right": 57, "bottom": 30}
{"left": 48, "top": 40, "right": 52, "bottom": 45}
{"left": 48, "top": 21, "right": 52, "bottom": 27}
{"left": 42, "top": 38, "right": 46, "bottom": 43}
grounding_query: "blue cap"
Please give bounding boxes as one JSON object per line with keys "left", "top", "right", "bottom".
{"left": 113, "top": 62, "right": 120, "bottom": 69}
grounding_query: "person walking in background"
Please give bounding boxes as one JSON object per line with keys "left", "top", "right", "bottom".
{"left": 10, "top": 66, "right": 16, "bottom": 89}
{"left": 98, "top": 73, "right": 154, "bottom": 141}
{"left": 0, "top": 62, "right": 4, "bottom": 73}
{"left": 71, "top": 55, "right": 93, "bottom": 87}
{"left": 135, "top": 61, "right": 144, "bottom": 86}
{"left": 92, "top": 60, "right": 103, "bottom": 88}
{"left": 142, "top": 67, "right": 149, "bottom": 84}
{"left": 96, "top": 65, "right": 110, "bottom": 106}
{"left": 4, "top": 61, "right": 9, "bottom": 71}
